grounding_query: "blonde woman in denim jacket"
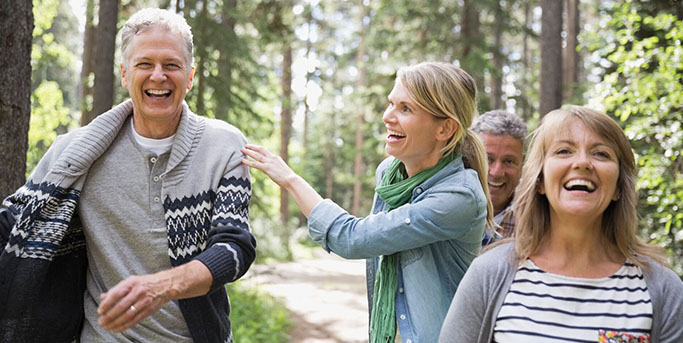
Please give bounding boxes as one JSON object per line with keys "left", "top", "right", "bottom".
{"left": 243, "top": 62, "right": 494, "bottom": 343}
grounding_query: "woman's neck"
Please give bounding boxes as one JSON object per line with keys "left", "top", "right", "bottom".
{"left": 531, "top": 218, "right": 624, "bottom": 278}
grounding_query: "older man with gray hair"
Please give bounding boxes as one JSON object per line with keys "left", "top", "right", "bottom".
{"left": 472, "top": 110, "right": 527, "bottom": 246}
{"left": 0, "top": 8, "right": 255, "bottom": 343}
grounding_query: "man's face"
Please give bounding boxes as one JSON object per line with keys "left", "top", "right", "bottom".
{"left": 480, "top": 133, "right": 524, "bottom": 215}
{"left": 121, "top": 27, "right": 193, "bottom": 127}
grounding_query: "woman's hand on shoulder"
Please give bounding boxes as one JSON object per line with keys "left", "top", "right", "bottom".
{"left": 241, "top": 144, "right": 297, "bottom": 189}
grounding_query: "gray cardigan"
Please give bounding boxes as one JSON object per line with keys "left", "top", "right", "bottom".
{"left": 438, "top": 242, "right": 683, "bottom": 343}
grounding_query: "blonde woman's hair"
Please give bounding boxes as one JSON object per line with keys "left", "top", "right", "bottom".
{"left": 513, "top": 106, "right": 668, "bottom": 268}
{"left": 397, "top": 62, "right": 494, "bottom": 229}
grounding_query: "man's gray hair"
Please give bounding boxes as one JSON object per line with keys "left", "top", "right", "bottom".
{"left": 120, "top": 8, "right": 194, "bottom": 68}
{"left": 472, "top": 110, "right": 527, "bottom": 143}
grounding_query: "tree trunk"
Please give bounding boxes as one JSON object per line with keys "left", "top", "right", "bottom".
{"left": 539, "top": 0, "right": 563, "bottom": 117}
{"left": 0, "top": 0, "right": 33, "bottom": 199}
{"left": 280, "top": 44, "right": 293, "bottom": 256}
{"left": 217, "top": 0, "right": 238, "bottom": 122}
{"left": 460, "top": 0, "right": 486, "bottom": 107}
{"left": 563, "top": 0, "right": 580, "bottom": 102}
{"left": 351, "top": 0, "right": 367, "bottom": 216}
{"left": 325, "top": 146, "right": 335, "bottom": 199}
{"left": 80, "top": 0, "right": 96, "bottom": 126}
{"left": 521, "top": 2, "right": 532, "bottom": 121}
{"left": 491, "top": 2, "right": 505, "bottom": 110}
{"left": 195, "top": 0, "right": 208, "bottom": 115}
{"left": 91, "top": 0, "right": 119, "bottom": 118}
{"left": 460, "top": 0, "right": 479, "bottom": 57}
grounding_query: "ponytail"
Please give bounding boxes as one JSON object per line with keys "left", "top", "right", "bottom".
{"left": 462, "top": 128, "right": 495, "bottom": 230}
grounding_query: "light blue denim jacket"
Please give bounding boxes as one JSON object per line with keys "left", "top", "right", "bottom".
{"left": 308, "top": 155, "right": 486, "bottom": 343}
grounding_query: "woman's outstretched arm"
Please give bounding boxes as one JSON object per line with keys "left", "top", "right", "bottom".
{"left": 241, "top": 144, "right": 323, "bottom": 217}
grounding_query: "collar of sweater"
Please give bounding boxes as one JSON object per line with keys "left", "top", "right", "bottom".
{"left": 50, "top": 99, "right": 203, "bottom": 182}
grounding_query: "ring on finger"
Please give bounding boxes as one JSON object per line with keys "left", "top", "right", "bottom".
{"left": 129, "top": 305, "right": 137, "bottom": 314}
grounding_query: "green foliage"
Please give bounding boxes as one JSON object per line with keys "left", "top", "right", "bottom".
{"left": 584, "top": 1, "right": 682, "bottom": 275}
{"left": 28, "top": 81, "right": 73, "bottom": 175}
{"left": 28, "top": 0, "right": 79, "bottom": 175}
{"left": 226, "top": 282, "right": 291, "bottom": 343}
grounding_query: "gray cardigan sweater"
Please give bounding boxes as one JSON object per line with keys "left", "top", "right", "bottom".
{"left": 0, "top": 100, "right": 256, "bottom": 343}
{"left": 438, "top": 242, "right": 683, "bottom": 343}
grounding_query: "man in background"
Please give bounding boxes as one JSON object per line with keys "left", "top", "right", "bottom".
{"left": 473, "top": 110, "right": 527, "bottom": 246}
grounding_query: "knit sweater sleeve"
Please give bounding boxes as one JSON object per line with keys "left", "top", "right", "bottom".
{"left": 192, "top": 133, "right": 256, "bottom": 292}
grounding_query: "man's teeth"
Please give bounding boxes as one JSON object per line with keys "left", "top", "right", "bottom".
{"left": 147, "top": 89, "right": 171, "bottom": 95}
{"left": 564, "top": 179, "right": 595, "bottom": 191}
{"left": 489, "top": 181, "right": 504, "bottom": 187}
{"left": 387, "top": 130, "right": 406, "bottom": 137}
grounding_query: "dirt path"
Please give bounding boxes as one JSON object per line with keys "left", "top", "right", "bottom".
{"left": 242, "top": 249, "right": 369, "bottom": 343}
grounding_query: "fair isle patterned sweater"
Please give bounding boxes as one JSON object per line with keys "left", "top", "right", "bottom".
{"left": 0, "top": 100, "right": 256, "bottom": 343}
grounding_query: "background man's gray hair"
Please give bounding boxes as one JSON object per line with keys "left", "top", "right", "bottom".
{"left": 471, "top": 110, "right": 527, "bottom": 143}
{"left": 120, "top": 8, "right": 194, "bottom": 69}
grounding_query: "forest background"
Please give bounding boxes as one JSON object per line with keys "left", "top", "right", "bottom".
{"left": 1, "top": 0, "right": 681, "bottom": 340}
{"left": 1, "top": 0, "right": 681, "bottom": 300}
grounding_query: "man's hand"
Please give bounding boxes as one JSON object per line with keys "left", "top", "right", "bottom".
{"left": 97, "top": 260, "right": 212, "bottom": 332}
{"left": 97, "top": 272, "right": 173, "bottom": 332}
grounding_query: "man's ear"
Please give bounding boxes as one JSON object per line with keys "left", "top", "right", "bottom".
{"left": 437, "top": 118, "right": 458, "bottom": 142}
{"left": 120, "top": 65, "right": 128, "bottom": 88}
{"left": 187, "top": 67, "right": 195, "bottom": 90}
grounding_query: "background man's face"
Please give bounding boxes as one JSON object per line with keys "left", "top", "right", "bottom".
{"left": 480, "top": 133, "right": 524, "bottom": 215}
{"left": 121, "top": 27, "right": 193, "bottom": 125}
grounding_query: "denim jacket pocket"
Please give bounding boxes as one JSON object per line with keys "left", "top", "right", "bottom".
{"left": 400, "top": 247, "right": 424, "bottom": 267}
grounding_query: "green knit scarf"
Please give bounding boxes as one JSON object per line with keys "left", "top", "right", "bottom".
{"left": 370, "top": 155, "right": 453, "bottom": 343}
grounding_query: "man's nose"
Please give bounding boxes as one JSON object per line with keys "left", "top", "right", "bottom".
{"left": 150, "top": 65, "right": 167, "bottom": 81}
{"left": 489, "top": 160, "right": 503, "bottom": 176}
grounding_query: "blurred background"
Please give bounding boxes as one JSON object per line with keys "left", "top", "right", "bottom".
{"left": 1, "top": 0, "right": 681, "bottom": 341}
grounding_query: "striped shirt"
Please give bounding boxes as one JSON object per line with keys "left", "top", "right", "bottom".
{"left": 493, "top": 259, "right": 652, "bottom": 343}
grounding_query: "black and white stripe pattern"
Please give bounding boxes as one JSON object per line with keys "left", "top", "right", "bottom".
{"left": 493, "top": 260, "right": 652, "bottom": 343}
{"left": 164, "top": 176, "right": 251, "bottom": 263}
{"left": 3, "top": 181, "right": 84, "bottom": 260}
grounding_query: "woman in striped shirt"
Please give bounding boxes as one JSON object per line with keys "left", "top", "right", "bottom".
{"left": 439, "top": 106, "right": 682, "bottom": 343}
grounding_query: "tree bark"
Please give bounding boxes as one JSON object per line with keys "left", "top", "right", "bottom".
{"left": 217, "top": 0, "right": 238, "bottom": 121}
{"left": 195, "top": 0, "right": 208, "bottom": 116}
{"left": 0, "top": 0, "right": 33, "bottom": 199}
{"left": 491, "top": 3, "right": 505, "bottom": 110}
{"left": 352, "top": 0, "right": 368, "bottom": 216}
{"left": 80, "top": 0, "right": 96, "bottom": 126}
{"left": 540, "top": 0, "right": 563, "bottom": 117}
{"left": 563, "top": 0, "right": 580, "bottom": 102}
{"left": 280, "top": 44, "right": 293, "bottom": 252}
{"left": 91, "top": 0, "right": 119, "bottom": 118}
{"left": 521, "top": 2, "right": 532, "bottom": 121}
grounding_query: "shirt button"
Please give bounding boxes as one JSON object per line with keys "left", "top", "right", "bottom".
{"left": 406, "top": 339, "right": 412, "bottom": 343}
{"left": 400, "top": 314, "right": 406, "bottom": 320}
{"left": 404, "top": 218, "right": 411, "bottom": 225}
{"left": 153, "top": 197, "right": 160, "bottom": 202}
{"left": 150, "top": 156, "right": 157, "bottom": 163}
{"left": 399, "top": 287, "right": 404, "bottom": 293}
{"left": 153, "top": 176, "right": 160, "bottom": 182}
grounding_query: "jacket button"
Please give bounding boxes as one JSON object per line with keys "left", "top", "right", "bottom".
{"left": 404, "top": 218, "right": 411, "bottom": 225}
{"left": 400, "top": 314, "right": 406, "bottom": 320}
{"left": 150, "top": 157, "right": 157, "bottom": 163}
{"left": 415, "top": 188, "right": 422, "bottom": 194}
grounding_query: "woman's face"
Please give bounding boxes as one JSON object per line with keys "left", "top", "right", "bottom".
{"left": 539, "top": 118, "right": 620, "bottom": 225}
{"left": 382, "top": 81, "right": 450, "bottom": 176}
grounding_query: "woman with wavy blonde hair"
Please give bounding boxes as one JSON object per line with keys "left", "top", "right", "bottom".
{"left": 242, "top": 62, "right": 493, "bottom": 343}
{"left": 440, "top": 106, "right": 682, "bottom": 343}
